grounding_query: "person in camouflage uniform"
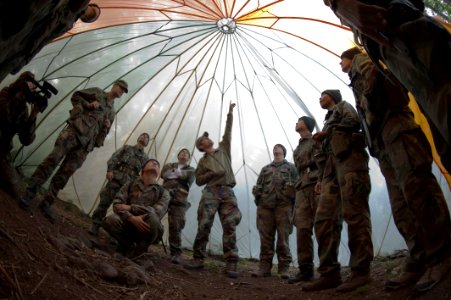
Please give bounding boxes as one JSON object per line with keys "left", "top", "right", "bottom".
{"left": 184, "top": 102, "right": 242, "bottom": 279}
{"left": 161, "top": 148, "right": 195, "bottom": 264}
{"left": 251, "top": 144, "right": 297, "bottom": 279}
{"left": 287, "top": 116, "right": 320, "bottom": 284}
{"left": 90, "top": 132, "right": 150, "bottom": 236}
{"left": 102, "top": 159, "right": 170, "bottom": 257}
{"left": 302, "top": 90, "right": 373, "bottom": 292}
{"left": 0, "top": 72, "right": 40, "bottom": 198}
{"left": 19, "top": 80, "right": 128, "bottom": 223}
{"left": 323, "top": 0, "right": 451, "bottom": 173}
{"left": 341, "top": 47, "right": 451, "bottom": 293}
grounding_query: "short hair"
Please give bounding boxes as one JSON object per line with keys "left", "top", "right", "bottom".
{"left": 139, "top": 132, "right": 150, "bottom": 139}
{"left": 274, "top": 144, "right": 287, "bottom": 157}
{"left": 142, "top": 158, "right": 160, "bottom": 171}
{"left": 195, "top": 132, "right": 209, "bottom": 152}
{"left": 177, "top": 148, "right": 191, "bottom": 158}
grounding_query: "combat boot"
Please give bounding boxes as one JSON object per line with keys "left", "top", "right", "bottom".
{"left": 287, "top": 270, "right": 313, "bottom": 284}
{"left": 414, "top": 257, "right": 450, "bottom": 293}
{"left": 336, "top": 272, "right": 371, "bottom": 292}
{"left": 385, "top": 270, "right": 424, "bottom": 291}
{"left": 251, "top": 262, "right": 272, "bottom": 277}
{"left": 183, "top": 258, "right": 204, "bottom": 270}
{"left": 225, "top": 261, "right": 239, "bottom": 278}
{"left": 39, "top": 200, "right": 55, "bottom": 224}
{"left": 302, "top": 272, "right": 342, "bottom": 291}
{"left": 19, "top": 186, "right": 37, "bottom": 210}
{"left": 171, "top": 255, "right": 182, "bottom": 264}
{"left": 278, "top": 264, "right": 290, "bottom": 279}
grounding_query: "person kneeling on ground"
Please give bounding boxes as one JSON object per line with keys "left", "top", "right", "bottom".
{"left": 102, "top": 159, "right": 170, "bottom": 258}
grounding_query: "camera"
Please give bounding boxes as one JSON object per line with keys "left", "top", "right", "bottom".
{"left": 20, "top": 72, "right": 58, "bottom": 113}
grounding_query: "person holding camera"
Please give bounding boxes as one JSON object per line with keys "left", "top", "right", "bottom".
{"left": 251, "top": 144, "right": 298, "bottom": 279}
{"left": 161, "top": 148, "right": 195, "bottom": 264}
{"left": 0, "top": 71, "right": 41, "bottom": 198}
{"left": 19, "top": 80, "right": 128, "bottom": 223}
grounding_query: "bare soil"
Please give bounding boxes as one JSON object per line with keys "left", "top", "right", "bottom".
{"left": 0, "top": 189, "right": 449, "bottom": 300}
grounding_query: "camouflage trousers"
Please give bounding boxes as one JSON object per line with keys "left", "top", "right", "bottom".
{"left": 0, "top": 153, "right": 21, "bottom": 198}
{"left": 315, "top": 150, "right": 373, "bottom": 276}
{"left": 381, "top": 16, "right": 451, "bottom": 172}
{"left": 192, "top": 186, "right": 242, "bottom": 262}
{"left": 167, "top": 185, "right": 190, "bottom": 256}
{"left": 91, "top": 179, "right": 124, "bottom": 225}
{"left": 378, "top": 127, "right": 451, "bottom": 270}
{"left": 256, "top": 203, "right": 293, "bottom": 268}
{"left": 293, "top": 184, "right": 319, "bottom": 274}
{"left": 168, "top": 204, "right": 188, "bottom": 256}
{"left": 29, "top": 127, "right": 88, "bottom": 204}
{"left": 102, "top": 211, "right": 162, "bottom": 249}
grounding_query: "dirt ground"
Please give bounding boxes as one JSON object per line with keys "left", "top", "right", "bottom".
{"left": 0, "top": 189, "right": 449, "bottom": 300}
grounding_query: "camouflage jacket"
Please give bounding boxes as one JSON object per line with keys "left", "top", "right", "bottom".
{"left": 113, "top": 178, "right": 170, "bottom": 222}
{"left": 317, "top": 101, "right": 368, "bottom": 180}
{"left": 161, "top": 162, "right": 195, "bottom": 191}
{"left": 322, "top": 101, "right": 361, "bottom": 135}
{"left": 0, "top": 86, "right": 36, "bottom": 155}
{"left": 349, "top": 53, "right": 418, "bottom": 150}
{"left": 107, "top": 145, "right": 149, "bottom": 185}
{"left": 252, "top": 159, "right": 298, "bottom": 208}
{"left": 67, "top": 87, "right": 115, "bottom": 152}
{"left": 320, "top": 100, "right": 361, "bottom": 154}
{"left": 293, "top": 134, "right": 320, "bottom": 189}
{"left": 196, "top": 112, "right": 236, "bottom": 187}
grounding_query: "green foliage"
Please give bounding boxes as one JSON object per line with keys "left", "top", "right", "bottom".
{"left": 424, "top": 0, "right": 451, "bottom": 22}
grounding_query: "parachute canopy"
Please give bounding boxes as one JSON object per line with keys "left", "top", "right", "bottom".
{"left": 3, "top": 0, "right": 450, "bottom": 264}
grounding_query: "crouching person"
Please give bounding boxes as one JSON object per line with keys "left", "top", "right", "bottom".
{"left": 102, "top": 159, "right": 170, "bottom": 257}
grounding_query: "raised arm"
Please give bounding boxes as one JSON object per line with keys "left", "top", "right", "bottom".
{"left": 219, "top": 102, "right": 235, "bottom": 155}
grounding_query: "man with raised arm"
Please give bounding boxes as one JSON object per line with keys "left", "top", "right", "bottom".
{"left": 184, "top": 102, "right": 242, "bottom": 279}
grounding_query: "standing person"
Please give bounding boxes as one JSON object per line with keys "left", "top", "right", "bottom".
{"left": 0, "top": 71, "right": 41, "bottom": 198}
{"left": 323, "top": 0, "right": 451, "bottom": 172}
{"left": 184, "top": 102, "right": 242, "bottom": 279}
{"left": 251, "top": 144, "right": 297, "bottom": 279}
{"left": 19, "top": 80, "right": 128, "bottom": 223}
{"left": 302, "top": 90, "right": 373, "bottom": 292}
{"left": 102, "top": 159, "right": 170, "bottom": 257}
{"left": 161, "top": 148, "right": 195, "bottom": 264}
{"left": 287, "top": 116, "right": 320, "bottom": 284}
{"left": 90, "top": 132, "right": 150, "bottom": 236}
{"left": 340, "top": 47, "right": 451, "bottom": 293}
